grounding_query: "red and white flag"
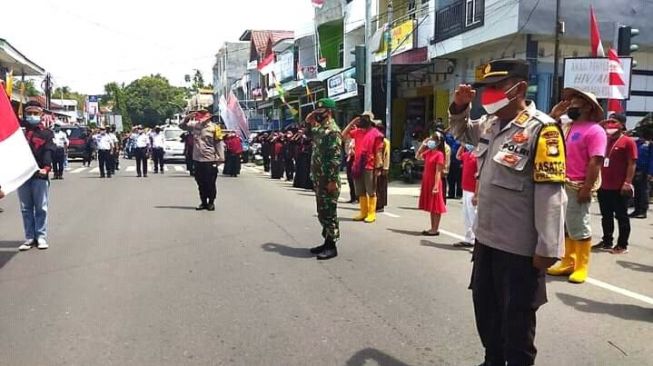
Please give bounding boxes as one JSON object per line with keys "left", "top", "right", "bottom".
{"left": 0, "top": 84, "right": 38, "bottom": 194}
{"left": 311, "top": 0, "right": 324, "bottom": 9}
{"left": 590, "top": 6, "right": 605, "bottom": 57}
{"left": 607, "top": 48, "right": 625, "bottom": 113}
{"left": 257, "top": 53, "right": 276, "bottom": 76}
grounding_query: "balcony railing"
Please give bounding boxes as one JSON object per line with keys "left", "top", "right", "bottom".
{"left": 434, "top": 0, "right": 485, "bottom": 43}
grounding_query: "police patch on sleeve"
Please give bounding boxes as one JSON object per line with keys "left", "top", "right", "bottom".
{"left": 533, "top": 124, "right": 565, "bottom": 183}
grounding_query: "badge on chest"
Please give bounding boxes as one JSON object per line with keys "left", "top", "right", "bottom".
{"left": 493, "top": 131, "right": 531, "bottom": 171}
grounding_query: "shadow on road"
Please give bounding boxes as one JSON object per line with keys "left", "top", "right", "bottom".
{"left": 0, "top": 241, "right": 21, "bottom": 270}
{"left": 261, "top": 243, "right": 314, "bottom": 258}
{"left": 387, "top": 228, "right": 424, "bottom": 236}
{"left": 556, "top": 293, "right": 653, "bottom": 323}
{"left": 616, "top": 260, "right": 653, "bottom": 273}
{"left": 345, "top": 348, "right": 414, "bottom": 366}
{"left": 154, "top": 205, "right": 198, "bottom": 210}
{"left": 421, "top": 240, "right": 470, "bottom": 252}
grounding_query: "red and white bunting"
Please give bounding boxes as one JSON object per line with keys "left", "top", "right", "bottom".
{"left": 608, "top": 48, "right": 625, "bottom": 113}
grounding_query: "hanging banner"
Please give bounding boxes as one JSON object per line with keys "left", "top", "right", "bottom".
{"left": 563, "top": 57, "right": 633, "bottom": 99}
{"left": 374, "top": 19, "right": 415, "bottom": 62}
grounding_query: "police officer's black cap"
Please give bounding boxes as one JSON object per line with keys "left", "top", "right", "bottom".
{"left": 473, "top": 59, "right": 529, "bottom": 88}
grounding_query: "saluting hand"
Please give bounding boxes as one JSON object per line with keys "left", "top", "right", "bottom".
{"left": 549, "top": 100, "right": 571, "bottom": 120}
{"left": 454, "top": 84, "right": 476, "bottom": 108}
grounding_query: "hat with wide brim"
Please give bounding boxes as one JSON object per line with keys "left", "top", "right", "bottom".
{"left": 562, "top": 87, "right": 605, "bottom": 122}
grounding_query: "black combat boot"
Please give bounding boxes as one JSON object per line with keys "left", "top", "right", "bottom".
{"left": 316, "top": 237, "right": 337, "bottom": 260}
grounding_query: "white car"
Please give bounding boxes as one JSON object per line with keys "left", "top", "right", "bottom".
{"left": 162, "top": 127, "right": 185, "bottom": 161}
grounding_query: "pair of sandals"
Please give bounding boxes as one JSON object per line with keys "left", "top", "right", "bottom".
{"left": 421, "top": 230, "right": 440, "bottom": 236}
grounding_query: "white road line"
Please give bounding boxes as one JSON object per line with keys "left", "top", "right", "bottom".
{"left": 174, "top": 165, "right": 185, "bottom": 172}
{"left": 585, "top": 278, "right": 653, "bottom": 305}
{"left": 126, "top": 166, "right": 136, "bottom": 172}
{"left": 0, "top": 248, "right": 18, "bottom": 253}
{"left": 382, "top": 212, "right": 400, "bottom": 218}
{"left": 89, "top": 167, "right": 99, "bottom": 173}
{"left": 71, "top": 167, "right": 87, "bottom": 174}
{"left": 436, "top": 229, "right": 653, "bottom": 306}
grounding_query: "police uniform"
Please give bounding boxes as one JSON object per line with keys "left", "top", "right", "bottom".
{"left": 449, "top": 59, "right": 567, "bottom": 366}
{"left": 306, "top": 98, "right": 342, "bottom": 260}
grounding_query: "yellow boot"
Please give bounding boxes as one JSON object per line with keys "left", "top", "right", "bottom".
{"left": 569, "top": 239, "right": 591, "bottom": 284}
{"left": 547, "top": 238, "right": 576, "bottom": 276}
{"left": 365, "top": 196, "right": 378, "bottom": 223}
{"left": 353, "top": 196, "right": 368, "bottom": 221}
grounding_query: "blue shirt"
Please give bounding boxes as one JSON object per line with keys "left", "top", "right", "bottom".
{"left": 445, "top": 132, "right": 461, "bottom": 163}
{"left": 635, "top": 139, "right": 653, "bottom": 175}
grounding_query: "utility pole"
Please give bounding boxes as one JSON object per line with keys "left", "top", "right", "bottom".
{"left": 551, "top": 0, "right": 562, "bottom": 106}
{"left": 384, "top": 1, "right": 393, "bottom": 141}
{"left": 364, "top": 0, "right": 372, "bottom": 111}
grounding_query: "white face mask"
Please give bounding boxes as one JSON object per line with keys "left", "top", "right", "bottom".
{"left": 606, "top": 128, "right": 619, "bottom": 136}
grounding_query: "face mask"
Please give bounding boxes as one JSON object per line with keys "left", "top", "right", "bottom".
{"left": 465, "top": 144, "right": 474, "bottom": 151}
{"left": 606, "top": 129, "right": 619, "bottom": 136}
{"left": 314, "top": 113, "right": 325, "bottom": 123}
{"left": 481, "top": 83, "right": 520, "bottom": 115}
{"left": 567, "top": 107, "right": 582, "bottom": 121}
{"left": 25, "top": 115, "right": 41, "bottom": 125}
{"left": 427, "top": 140, "right": 437, "bottom": 150}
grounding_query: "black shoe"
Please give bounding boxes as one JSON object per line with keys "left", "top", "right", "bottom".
{"left": 592, "top": 241, "right": 613, "bottom": 251}
{"left": 309, "top": 244, "right": 326, "bottom": 254}
{"left": 628, "top": 211, "right": 640, "bottom": 218}
{"left": 107, "top": 175, "right": 112, "bottom": 178}
{"left": 100, "top": 175, "right": 105, "bottom": 178}
{"left": 316, "top": 248, "right": 338, "bottom": 260}
{"left": 634, "top": 213, "right": 647, "bottom": 219}
{"left": 137, "top": 174, "right": 141, "bottom": 177}
{"left": 59, "top": 176, "right": 64, "bottom": 180}
{"left": 206, "top": 203, "right": 216, "bottom": 211}
{"left": 143, "top": 175, "right": 148, "bottom": 178}
{"left": 195, "top": 204, "right": 207, "bottom": 211}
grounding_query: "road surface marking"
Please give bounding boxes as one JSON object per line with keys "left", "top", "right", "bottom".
{"left": 0, "top": 248, "right": 18, "bottom": 253}
{"left": 174, "top": 166, "right": 185, "bottom": 172}
{"left": 89, "top": 167, "right": 99, "bottom": 173}
{"left": 126, "top": 166, "right": 136, "bottom": 172}
{"left": 585, "top": 278, "right": 653, "bottom": 305}
{"left": 71, "top": 167, "right": 87, "bottom": 174}
{"left": 382, "top": 212, "right": 400, "bottom": 218}
{"left": 436, "top": 229, "right": 653, "bottom": 305}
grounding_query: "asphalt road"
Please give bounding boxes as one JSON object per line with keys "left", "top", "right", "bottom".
{"left": 0, "top": 160, "right": 651, "bottom": 366}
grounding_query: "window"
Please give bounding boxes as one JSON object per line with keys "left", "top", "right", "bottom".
{"left": 466, "top": 0, "right": 483, "bottom": 27}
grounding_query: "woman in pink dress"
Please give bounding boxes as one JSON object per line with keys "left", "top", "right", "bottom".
{"left": 417, "top": 132, "right": 447, "bottom": 235}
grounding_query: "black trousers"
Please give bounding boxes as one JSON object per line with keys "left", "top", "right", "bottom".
{"left": 53, "top": 148, "right": 65, "bottom": 177}
{"left": 152, "top": 147, "right": 164, "bottom": 172}
{"left": 633, "top": 171, "right": 649, "bottom": 215}
{"left": 135, "top": 148, "right": 148, "bottom": 176}
{"left": 285, "top": 158, "right": 295, "bottom": 180}
{"left": 597, "top": 188, "right": 631, "bottom": 248}
{"left": 107, "top": 151, "right": 116, "bottom": 175}
{"left": 194, "top": 161, "right": 218, "bottom": 204}
{"left": 263, "top": 155, "right": 271, "bottom": 172}
{"left": 471, "top": 242, "right": 546, "bottom": 366}
{"left": 185, "top": 156, "right": 194, "bottom": 175}
{"left": 98, "top": 150, "right": 112, "bottom": 177}
{"left": 346, "top": 159, "right": 357, "bottom": 201}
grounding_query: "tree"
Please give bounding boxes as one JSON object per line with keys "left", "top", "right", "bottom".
{"left": 192, "top": 69, "right": 205, "bottom": 90}
{"left": 102, "top": 82, "right": 131, "bottom": 128}
{"left": 15, "top": 80, "right": 40, "bottom": 97}
{"left": 123, "top": 74, "right": 186, "bottom": 127}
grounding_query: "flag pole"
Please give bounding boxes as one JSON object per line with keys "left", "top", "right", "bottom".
{"left": 551, "top": 0, "right": 562, "bottom": 106}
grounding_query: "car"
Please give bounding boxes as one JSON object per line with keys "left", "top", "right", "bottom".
{"left": 162, "top": 127, "right": 185, "bottom": 162}
{"left": 61, "top": 125, "right": 89, "bottom": 160}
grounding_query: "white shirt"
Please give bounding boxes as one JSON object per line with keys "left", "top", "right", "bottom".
{"left": 151, "top": 132, "right": 165, "bottom": 149}
{"left": 108, "top": 132, "right": 119, "bottom": 145}
{"left": 53, "top": 131, "right": 69, "bottom": 148}
{"left": 135, "top": 133, "right": 150, "bottom": 148}
{"left": 95, "top": 133, "right": 114, "bottom": 150}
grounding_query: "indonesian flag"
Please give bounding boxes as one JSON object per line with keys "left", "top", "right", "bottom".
{"left": 257, "top": 53, "right": 276, "bottom": 76}
{"left": 311, "top": 0, "right": 324, "bottom": 8}
{"left": 590, "top": 6, "right": 605, "bottom": 57}
{"left": 608, "top": 48, "right": 625, "bottom": 113}
{"left": 0, "top": 84, "right": 38, "bottom": 194}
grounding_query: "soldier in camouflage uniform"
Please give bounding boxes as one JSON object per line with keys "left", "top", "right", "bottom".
{"left": 304, "top": 98, "right": 342, "bottom": 260}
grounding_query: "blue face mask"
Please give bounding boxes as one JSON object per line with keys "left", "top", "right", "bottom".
{"left": 25, "top": 115, "right": 41, "bottom": 125}
{"left": 465, "top": 144, "right": 474, "bottom": 151}
{"left": 427, "top": 140, "right": 437, "bottom": 150}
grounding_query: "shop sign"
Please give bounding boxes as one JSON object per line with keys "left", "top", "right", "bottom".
{"left": 563, "top": 57, "right": 632, "bottom": 99}
{"left": 327, "top": 68, "right": 358, "bottom": 102}
{"left": 374, "top": 19, "right": 414, "bottom": 61}
{"left": 277, "top": 51, "right": 295, "bottom": 82}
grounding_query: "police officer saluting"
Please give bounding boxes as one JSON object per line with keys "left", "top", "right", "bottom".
{"left": 449, "top": 59, "right": 566, "bottom": 366}
{"left": 180, "top": 109, "right": 224, "bottom": 211}
{"left": 304, "top": 98, "right": 342, "bottom": 260}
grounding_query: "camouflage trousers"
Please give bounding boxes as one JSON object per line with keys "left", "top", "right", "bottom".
{"left": 315, "top": 183, "right": 340, "bottom": 241}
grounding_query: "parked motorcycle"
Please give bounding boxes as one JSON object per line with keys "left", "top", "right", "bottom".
{"left": 392, "top": 146, "right": 424, "bottom": 184}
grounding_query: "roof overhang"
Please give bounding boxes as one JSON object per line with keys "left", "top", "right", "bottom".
{"left": 0, "top": 39, "right": 45, "bottom": 76}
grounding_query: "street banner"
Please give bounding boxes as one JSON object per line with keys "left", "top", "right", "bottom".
{"left": 0, "top": 84, "right": 38, "bottom": 194}
{"left": 563, "top": 57, "right": 633, "bottom": 99}
{"left": 327, "top": 68, "right": 358, "bottom": 102}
